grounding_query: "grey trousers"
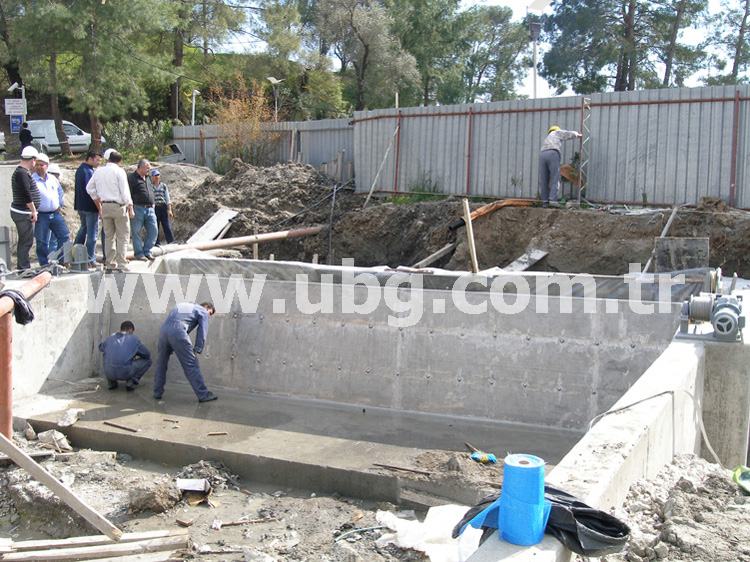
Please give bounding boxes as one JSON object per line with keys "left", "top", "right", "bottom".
{"left": 10, "top": 209, "right": 34, "bottom": 270}
{"left": 539, "top": 149, "right": 562, "bottom": 203}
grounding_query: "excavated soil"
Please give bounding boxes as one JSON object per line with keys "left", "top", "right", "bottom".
{"left": 168, "top": 160, "right": 750, "bottom": 276}
{"left": 49, "top": 159, "right": 750, "bottom": 277}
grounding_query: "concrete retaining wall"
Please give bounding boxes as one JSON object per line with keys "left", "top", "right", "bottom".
{"left": 97, "top": 270, "right": 680, "bottom": 429}
{"left": 11, "top": 275, "right": 100, "bottom": 399}
{"left": 469, "top": 339, "right": 706, "bottom": 561}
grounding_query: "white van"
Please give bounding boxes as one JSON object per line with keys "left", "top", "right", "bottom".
{"left": 26, "top": 120, "right": 104, "bottom": 154}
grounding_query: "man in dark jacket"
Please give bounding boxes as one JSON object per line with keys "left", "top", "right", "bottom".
{"left": 19, "top": 122, "right": 33, "bottom": 149}
{"left": 128, "top": 158, "right": 157, "bottom": 261}
{"left": 10, "top": 146, "right": 40, "bottom": 270}
{"left": 99, "top": 320, "right": 152, "bottom": 390}
{"left": 74, "top": 151, "right": 102, "bottom": 268}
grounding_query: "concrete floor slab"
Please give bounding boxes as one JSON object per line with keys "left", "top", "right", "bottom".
{"left": 16, "top": 381, "right": 581, "bottom": 507}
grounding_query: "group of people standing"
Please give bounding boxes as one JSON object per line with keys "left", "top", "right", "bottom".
{"left": 10, "top": 146, "right": 69, "bottom": 270}
{"left": 10, "top": 147, "right": 174, "bottom": 272}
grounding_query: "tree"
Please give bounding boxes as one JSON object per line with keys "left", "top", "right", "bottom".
{"left": 542, "top": 0, "right": 710, "bottom": 93}
{"left": 456, "top": 6, "right": 529, "bottom": 102}
{"left": 705, "top": 0, "right": 750, "bottom": 84}
{"left": 63, "top": 1, "right": 175, "bottom": 149}
{"left": 384, "top": 0, "right": 463, "bottom": 106}
{"left": 0, "top": 0, "right": 23, "bottom": 88}
{"left": 168, "top": 1, "right": 249, "bottom": 121}
{"left": 13, "top": 1, "right": 77, "bottom": 155}
{"left": 316, "top": 0, "right": 419, "bottom": 110}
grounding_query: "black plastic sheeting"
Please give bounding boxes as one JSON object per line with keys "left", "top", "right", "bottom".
{"left": 453, "top": 485, "right": 630, "bottom": 557}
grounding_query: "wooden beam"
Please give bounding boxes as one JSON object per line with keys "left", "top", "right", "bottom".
{"left": 463, "top": 199, "right": 479, "bottom": 273}
{"left": 186, "top": 207, "right": 239, "bottom": 244}
{"left": 11, "top": 530, "right": 188, "bottom": 552}
{"left": 0, "top": 432, "right": 122, "bottom": 541}
{"left": 412, "top": 241, "right": 458, "bottom": 269}
{"left": 0, "top": 535, "right": 187, "bottom": 561}
{"left": 504, "top": 249, "right": 548, "bottom": 272}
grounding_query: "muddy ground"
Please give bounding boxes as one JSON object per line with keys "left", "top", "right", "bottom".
{"left": 49, "top": 158, "right": 750, "bottom": 278}
{"left": 1, "top": 437, "right": 747, "bottom": 561}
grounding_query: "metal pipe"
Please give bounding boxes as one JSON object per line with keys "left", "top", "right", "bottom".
{"left": 0, "top": 272, "right": 53, "bottom": 438}
{"left": 730, "top": 90, "right": 740, "bottom": 207}
{"left": 392, "top": 111, "right": 402, "bottom": 200}
{"left": 349, "top": 96, "right": 748, "bottom": 125}
{"left": 139, "top": 226, "right": 323, "bottom": 259}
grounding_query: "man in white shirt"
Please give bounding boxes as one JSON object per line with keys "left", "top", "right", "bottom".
{"left": 86, "top": 150, "right": 134, "bottom": 272}
{"left": 32, "top": 153, "right": 69, "bottom": 265}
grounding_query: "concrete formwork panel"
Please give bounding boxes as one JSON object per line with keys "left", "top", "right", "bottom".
{"left": 100, "top": 271, "right": 680, "bottom": 430}
{"left": 11, "top": 275, "right": 99, "bottom": 399}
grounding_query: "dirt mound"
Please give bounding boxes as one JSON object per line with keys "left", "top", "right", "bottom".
{"left": 586, "top": 454, "right": 750, "bottom": 562}
{"left": 49, "top": 160, "right": 750, "bottom": 277}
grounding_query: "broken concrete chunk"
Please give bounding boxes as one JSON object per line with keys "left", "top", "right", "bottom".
{"left": 37, "top": 429, "right": 72, "bottom": 451}
{"left": 24, "top": 423, "right": 36, "bottom": 441}
{"left": 128, "top": 477, "right": 181, "bottom": 513}
{"left": 57, "top": 408, "right": 85, "bottom": 427}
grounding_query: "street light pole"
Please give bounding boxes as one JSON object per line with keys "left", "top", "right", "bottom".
{"left": 191, "top": 90, "right": 200, "bottom": 127}
{"left": 267, "top": 77, "right": 285, "bottom": 122}
{"left": 527, "top": 0, "right": 552, "bottom": 100}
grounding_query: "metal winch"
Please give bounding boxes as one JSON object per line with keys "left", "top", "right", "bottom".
{"left": 678, "top": 269, "right": 745, "bottom": 342}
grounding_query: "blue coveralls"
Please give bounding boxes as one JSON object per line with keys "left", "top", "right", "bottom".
{"left": 99, "top": 332, "right": 152, "bottom": 383}
{"left": 153, "top": 303, "right": 212, "bottom": 400}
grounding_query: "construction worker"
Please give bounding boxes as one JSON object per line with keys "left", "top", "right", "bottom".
{"left": 99, "top": 320, "right": 152, "bottom": 391}
{"left": 153, "top": 302, "right": 217, "bottom": 402}
{"left": 539, "top": 126, "right": 582, "bottom": 208}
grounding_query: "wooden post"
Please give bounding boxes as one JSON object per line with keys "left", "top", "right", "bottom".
{"left": 463, "top": 199, "right": 479, "bottom": 273}
{"left": 253, "top": 225, "right": 259, "bottom": 260}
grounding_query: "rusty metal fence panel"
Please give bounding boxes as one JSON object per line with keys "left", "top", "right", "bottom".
{"left": 353, "top": 85, "right": 750, "bottom": 207}
{"left": 175, "top": 86, "right": 750, "bottom": 207}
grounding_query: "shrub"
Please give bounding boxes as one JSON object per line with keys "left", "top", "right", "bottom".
{"left": 102, "top": 119, "right": 172, "bottom": 162}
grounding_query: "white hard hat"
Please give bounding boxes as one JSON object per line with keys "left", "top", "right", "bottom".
{"left": 103, "top": 148, "right": 115, "bottom": 160}
{"left": 21, "top": 146, "right": 38, "bottom": 159}
{"left": 48, "top": 163, "right": 61, "bottom": 175}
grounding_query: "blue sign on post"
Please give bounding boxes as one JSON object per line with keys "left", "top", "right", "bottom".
{"left": 9, "top": 115, "right": 22, "bottom": 134}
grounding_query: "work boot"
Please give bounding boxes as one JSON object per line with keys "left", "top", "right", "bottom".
{"left": 125, "top": 379, "right": 136, "bottom": 391}
{"left": 549, "top": 201, "right": 562, "bottom": 208}
{"left": 199, "top": 392, "right": 218, "bottom": 403}
{"left": 107, "top": 379, "right": 118, "bottom": 390}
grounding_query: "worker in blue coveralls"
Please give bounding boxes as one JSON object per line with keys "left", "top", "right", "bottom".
{"left": 538, "top": 125, "right": 582, "bottom": 208}
{"left": 153, "top": 302, "right": 217, "bottom": 402}
{"left": 99, "top": 321, "right": 152, "bottom": 391}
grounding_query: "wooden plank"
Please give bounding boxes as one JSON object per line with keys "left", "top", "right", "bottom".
{"left": 11, "top": 530, "right": 188, "bottom": 552}
{"left": 463, "top": 199, "right": 479, "bottom": 273}
{"left": 0, "top": 536, "right": 188, "bottom": 561}
{"left": 81, "top": 552, "right": 183, "bottom": 562}
{"left": 412, "top": 242, "right": 457, "bottom": 269}
{"left": 186, "top": 207, "right": 239, "bottom": 244}
{"left": 504, "top": 249, "right": 549, "bottom": 272}
{"left": 0, "top": 432, "right": 122, "bottom": 541}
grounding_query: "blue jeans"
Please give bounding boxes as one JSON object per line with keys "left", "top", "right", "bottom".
{"left": 35, "top": 211, "right": 70, "bottom": 265}
{"left": 74, "top": 211, "right": 100, "bottom": 265}
{"left": 130, "top": 206, "right": 158, "bottom": 258}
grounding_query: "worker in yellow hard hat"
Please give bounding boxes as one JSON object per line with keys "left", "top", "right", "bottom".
{"left": 539, "top": 126, "right": 582, "bottom": 208}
